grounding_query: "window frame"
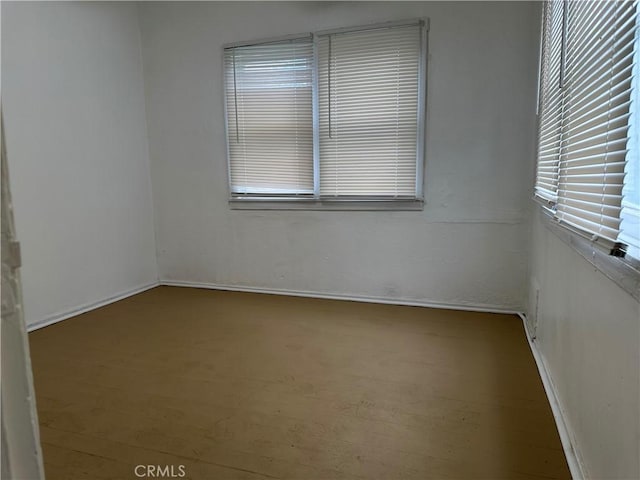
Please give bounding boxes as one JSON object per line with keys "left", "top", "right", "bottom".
{"left": 222, "top": 19, "right": 429, "bottom": 211}
{"left": 532, "top": 1, "right": 640, "bottom": 297}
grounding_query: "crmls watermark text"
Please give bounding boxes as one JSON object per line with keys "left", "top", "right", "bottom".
{"left": 134, "top": 465, "right": 186, "bottom": 478}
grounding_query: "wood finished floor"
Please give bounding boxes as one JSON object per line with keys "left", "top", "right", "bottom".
{"left": 29, "top": 286, "right": 570, "bottom": 480}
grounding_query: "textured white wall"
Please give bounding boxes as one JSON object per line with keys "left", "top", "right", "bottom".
{"left": 138, "top": 1, "right": 539, "bottom": 311}
{"left": 529, "top": 209, "right": 640, "bottom": 479}
{"left": 2, "top": 2, "right": 158, "bottom": 327}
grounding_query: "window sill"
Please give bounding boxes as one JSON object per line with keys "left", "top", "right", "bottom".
{"left": 536, "top": 203, "right": 640, "bottom": 302}
{"left": 229, "top": 197, "right": 424, "bottom": 211}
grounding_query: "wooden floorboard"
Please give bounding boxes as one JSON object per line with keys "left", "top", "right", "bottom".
{"left": 29, "top": 286, "right": 570, "bottom": 479}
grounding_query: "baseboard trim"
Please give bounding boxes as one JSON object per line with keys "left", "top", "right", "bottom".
{"left": 160, "top": 280, "right": 523, "bottom": 315}
{"left": 26, "top": 281, "right": 160, "bottom": 332}
{"left": 518, "top": 313, "right": 585, "bottom": 480}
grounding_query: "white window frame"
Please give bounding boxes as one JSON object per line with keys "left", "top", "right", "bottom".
{"left": 533, "top": 1, "right": 640, "bottom": 300}
{"left": 222, "top": 19, "right": 429, "bottom": 211}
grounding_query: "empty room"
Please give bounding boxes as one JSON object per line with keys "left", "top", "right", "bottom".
{"left": 1, "top": 1, "right": 639, "bottom": 479}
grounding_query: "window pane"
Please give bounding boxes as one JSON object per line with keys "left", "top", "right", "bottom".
{"left": 317, "top": 25, "right": 421, "bottom": 197}
{"left": 535, "top": 0, "right": 564, "bottom": 204}
{"left": 224, "top": 40, "right": 314, "bottom": 194}
{"left": 620, "top": 10, "right": 640, "bottom": 259}
{"left": 535, "top": 0, "right": 638, "bottom": 251}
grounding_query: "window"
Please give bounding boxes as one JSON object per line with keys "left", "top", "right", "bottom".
{"left": 621, "top": 19, "right": 640, "bottom": 260}
{"left": 224, "top": 38, "right": 314, "bottom": 195}
{"left": 535, "top": 0, "right": 640, "bottom": 261}
{"left": 223, "top": 20, "right": 427, "bottom": 208}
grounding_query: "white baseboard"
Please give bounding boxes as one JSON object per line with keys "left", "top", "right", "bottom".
{"left": 159, "top": 279, "right": 523, "bottom": 315}
{"left": 518, "top": 313, "right": 585, "bottom": 480}
{"left": 26, "top": 281, "right": 159, "bottom": 332}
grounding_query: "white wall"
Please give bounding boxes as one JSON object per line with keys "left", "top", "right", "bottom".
{"left": 528, "top": 210, "right": 640, "bottom": 479}
{"left": 138, "top": 1, "right": 539, "bottom": 311}
{"left": 2, "top": 2, "right": 158, "bottom": 327}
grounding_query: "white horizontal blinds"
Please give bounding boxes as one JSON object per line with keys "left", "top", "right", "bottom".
{"left": 535, "top": 0, "right": 564, "bottom": 204}
{"left": 317, "top": 24, "right": 421, "bottom": 197}
{"left": 224, "top": 39, "right": 314, "bottom": 195}
{"left": 555, "top": 1, "right": 637, "bottom": 243}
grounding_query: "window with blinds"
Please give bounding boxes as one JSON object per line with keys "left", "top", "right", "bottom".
{"left": 535, "top": 0, "right": 640, "bottom": 259}
{"left": 535, "top": 0, "right": 564, "bottom": 205}
{"left": 224, "top": 38, "right": 314, "bottom": 195}
{"left": 317, "top": 25, "right": 421, "bottom": 197}
{"left": 223, "top": 20, "right": 427, "bottom": 206}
